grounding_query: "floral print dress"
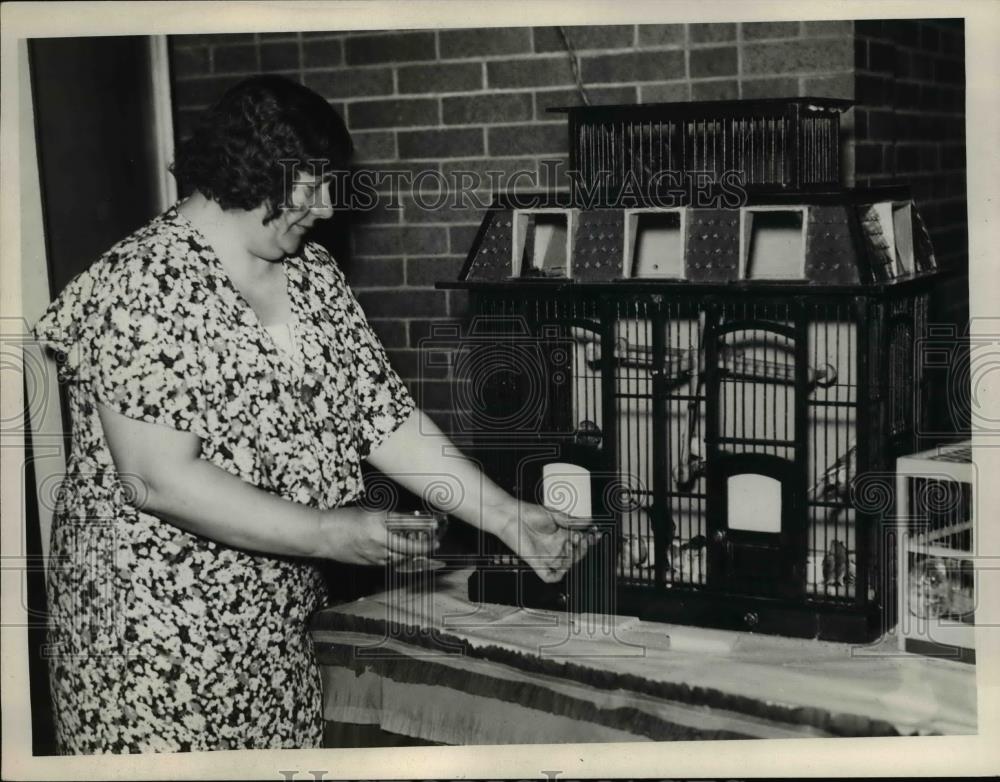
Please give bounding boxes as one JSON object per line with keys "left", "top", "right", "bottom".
{"left": 32, "top": 206, "right": 415, "bottom": 754}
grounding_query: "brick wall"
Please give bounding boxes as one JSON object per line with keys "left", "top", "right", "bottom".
{"left": 852, "top": 19, "right": 968, "bottom": 433}
{"left": 167, "top": 21, "right": 965, "bottom": 431}
{"left": 853, "top": 19, "right": 966, "bottom": 270}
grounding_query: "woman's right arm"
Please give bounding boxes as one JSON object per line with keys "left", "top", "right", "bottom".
{"left": 97, "top": 403, "right": 433, "bottom": 565}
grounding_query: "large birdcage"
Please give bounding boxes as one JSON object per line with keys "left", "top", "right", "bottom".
{"left": 436, "top": 98, "right": 949, "bottom": 642}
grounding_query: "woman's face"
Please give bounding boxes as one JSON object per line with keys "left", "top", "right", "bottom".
{"left": 248, "top": 172, "right": 334, "bottom": 261}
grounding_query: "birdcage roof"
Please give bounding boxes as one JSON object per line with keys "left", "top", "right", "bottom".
{"left": 547, "top": 97, "right": 854, "bottom": 117}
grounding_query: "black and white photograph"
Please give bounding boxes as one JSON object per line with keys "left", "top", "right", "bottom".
{"left": 1, "top": 1, "right": 998, "bottom": 779}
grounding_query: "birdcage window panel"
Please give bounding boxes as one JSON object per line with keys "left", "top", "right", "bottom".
{"left": 741, "top": 208, "right": 808, "bottom": 280}
{"left": 512, "top": 210, "right": 577, "bottom": 279}
{"left": 889, "top": 201, "right": 915, "bottom": 274}
{"left": 728, "top": 473, "right": 783, "bottom": 533}
{"left": 859, "top": 201, "right": 918, "bottom": 281}
{"left": 624, "top": 209, "right": 686, "bottom": 279}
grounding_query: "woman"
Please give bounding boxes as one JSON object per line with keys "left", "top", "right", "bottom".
{"left": 33, "top": 75, "right": 587, "bottom": 754}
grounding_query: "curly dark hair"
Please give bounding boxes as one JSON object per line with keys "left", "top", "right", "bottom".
{"left": 171, "top": 75, "right": 353, "bottom": 222}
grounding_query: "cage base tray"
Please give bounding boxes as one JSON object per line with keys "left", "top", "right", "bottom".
{"left": 617, "top": 585, "right": 882, "bottom": 643}
{"left": 469, "top": 568, "right": 883, "bottom": 643}
{"left": 901, "top": 637, "right": 975, "bottom": 665}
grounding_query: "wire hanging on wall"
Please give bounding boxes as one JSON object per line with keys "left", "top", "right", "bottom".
{"left": 556, "top": 26, "right": 592, "bottom": 107}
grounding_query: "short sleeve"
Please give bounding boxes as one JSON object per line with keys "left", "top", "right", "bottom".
{"left": 32, "top": 268, "right": 96, "bottom": 384}
{"left": 92, "top": 267, "right": 210, "bottom": 438}
{"left": 351, "top": 300, "right": 416, "bottom": 457}
{"left": 35, "top": 261, "right": 210, "bottom": 439}
{"left": 321, "top": 259, "right": 416, "bottom": 459}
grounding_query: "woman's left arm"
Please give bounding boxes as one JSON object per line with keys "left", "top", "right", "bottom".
{"left": 365, "top": 408, "right": 589, "bottom": 583}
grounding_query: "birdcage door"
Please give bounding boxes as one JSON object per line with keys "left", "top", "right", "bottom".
{"left": 703, "top": 310, "right": 809, "bottom": 599}
{"left": 706, "top": 454, "right": 805, "bottom": 598}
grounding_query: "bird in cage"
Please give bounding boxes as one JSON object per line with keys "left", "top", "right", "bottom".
{"left": 667, "top": 534, "right": 707, "bottom": 580}
{"left": 615, "top": 487, "right": 658, "bottom": 574}
{"left": 618, "top": 532, "right": 651, "bottom": 572}
{"left": 906, "top": 556, "right": 951, "bottom": 619}
{"left": 618, "top": 529, "right": 709, "bottom": 578}
{"left": 810, "top": 442, "right": 857, "bottom": 502}
{"left": 821, "top": 539, "right": 855, "bottom": 587}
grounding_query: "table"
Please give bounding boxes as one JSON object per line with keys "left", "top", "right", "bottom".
{"left": 310, "top": 569, "right": 977, "bottom": 745}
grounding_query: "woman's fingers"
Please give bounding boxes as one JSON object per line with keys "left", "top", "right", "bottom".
{"left": 384, "top": 531, "right": 438, "bottom": 557}
{"left": 534, "top": 536, "right": 579, "bottom": 582}
{"left": 509, "top": 502, "right": 604, "bottom": 582}
{"left": 549, "top": 509, "right": 590, "bottom": 530}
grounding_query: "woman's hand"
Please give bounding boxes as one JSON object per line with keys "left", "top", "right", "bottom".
{"left": 493, "top": 502, "right": 594, "bottom": 583}
{"left": 318, "top": 507, "right": 437, "bottom": 566}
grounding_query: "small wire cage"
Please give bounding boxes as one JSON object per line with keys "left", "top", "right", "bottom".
{"left": 895, "top": 443, "right": 975, "bottom": 662}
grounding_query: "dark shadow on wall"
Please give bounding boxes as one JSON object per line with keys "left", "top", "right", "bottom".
{"left": 23, "top": 380, "right": 56, "bottom": 755}
{"left": 29, "top": 36, "right": 162, "bottom": 297}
